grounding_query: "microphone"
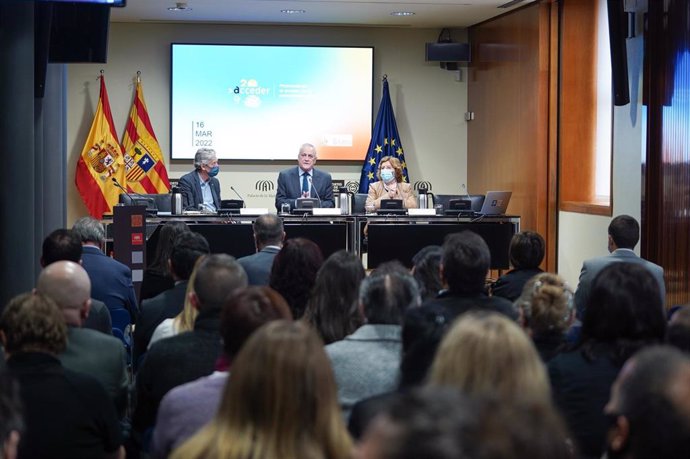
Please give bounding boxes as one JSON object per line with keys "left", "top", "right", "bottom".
{"left": 230, "top": 186, "right": 246, "bottom": 207}
{"left": 461, "top": 183, "right": 471, "bottom": 200}
{"left": 308, "top": 176, "right": 322, "bottom": 205}
{"left": 112, "top": 177, "right": 135, "bottom": 205}
{"left": 112, "top": 177, "right": 154, "bottom": 211}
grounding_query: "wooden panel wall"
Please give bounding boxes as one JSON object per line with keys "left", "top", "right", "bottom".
{"left": 643, "top": 0, "right": 690, "bottom": 306}
{"left": 468, "top": 1, "right": 557, "bottom": 270}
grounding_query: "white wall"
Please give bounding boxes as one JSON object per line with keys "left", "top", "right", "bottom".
{"left": 66, "top": 23, "right": 468, "bottom": 224}
{"left": 557, "top": 32, "right": 645, "bottom": 287}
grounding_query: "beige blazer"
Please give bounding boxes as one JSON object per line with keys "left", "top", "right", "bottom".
{"left": 366, "top": 181, "right": 417, "bottom": 209}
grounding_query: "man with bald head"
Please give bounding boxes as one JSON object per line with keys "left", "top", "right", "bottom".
{"left": 36, "top": 261, "right": 128, "bottom": 417}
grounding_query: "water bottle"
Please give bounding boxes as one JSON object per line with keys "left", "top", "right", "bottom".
{"left": 171, "top": 186, "right": 182, "bottom": 215}
{"left": 339, "top": 187, "right": 351, "bottom": 215}
{"left": 418, "top": 186, "right": 429, "bottom": 209}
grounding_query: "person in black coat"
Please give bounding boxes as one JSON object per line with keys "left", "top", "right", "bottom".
{"left": 491, "top": 230, "right": 545, "bottom": 302}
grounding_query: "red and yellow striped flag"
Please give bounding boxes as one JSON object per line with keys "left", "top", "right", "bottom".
{"left": 75, "top": 75, "right": 127, "bottom": 218}
{"left": 122, "top": 76, "right": 170, "bottom": 194}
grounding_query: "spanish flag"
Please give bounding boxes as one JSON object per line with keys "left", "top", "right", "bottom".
{"left": 75, "top": 74, "right": 127, "bottom": 218}
{"left": 122, "top": 75, "right": 171, "bottom": 194}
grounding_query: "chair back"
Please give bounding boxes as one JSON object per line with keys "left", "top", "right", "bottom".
{"left": 353, "top": 193, "right": 368, "bottom": 213}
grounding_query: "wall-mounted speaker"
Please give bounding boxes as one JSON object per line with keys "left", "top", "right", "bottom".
{"left": 49, "top": 3, "right": 110, "bottom": 63}
{"left": 425, "top": 42, "right": 471, "bottom": 62}
{"left": 607, "top": 0, "right": 630, "bottom": 106}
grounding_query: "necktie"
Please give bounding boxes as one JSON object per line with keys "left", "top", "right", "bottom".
{"left": 302, "top": 173, "right": 310, "bottom": 195}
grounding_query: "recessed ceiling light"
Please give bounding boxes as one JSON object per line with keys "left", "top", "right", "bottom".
{"left": 168, "top": 2, "right": 192, "bottom": 12}
{"left": 281, "top": 9, "right": 306, "bottom": 14}
{"left": 391, "top": 11, "right": 415, "bottom": 17}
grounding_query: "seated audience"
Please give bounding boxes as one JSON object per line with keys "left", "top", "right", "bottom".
{"left": 604, "top": 345, "right": 690, "bottom": 459}
{"left": 132, "top": 254, "right": 247, "bottom": 454}
{"left": 237, "top": 214, "right": 285, "bottom": 286}
{"left": 269, "top": 237, "right": 324, "bottom": 319}
{"left": 0, "top": 370, "right": 22, "bottom": 459}
{"left": 303, "top": 250, "right": 366, "bottom": 344}
{"left": 139, "top": 221, "right": 189, "bottom": 301}
{"left": 410, "top": 245, "right": 443, "bottom": 302}
{"left": 72, "top": 216, "right": 139, "bottom": 320}
{"left": 1, "top": 293, "right": 123, "bottom": 458}
{"left": 491, "top": 230, "right": 545, "bottom": 301}
{"left": 356, "top": 387, "right": 573, "bottom": 459}
{"left": 514, "top": 272, "right": 575, "bottom": 362}
{"left": 41, "top": 228, "right": 112, "bottom": 334}
{"left": 418, "top": 231, "right": 517, "bottom": 323}
{"left": 327, "top": 269, "right": 420, "bottom": 419}
{"left": 666, "top": 304, "right": 690, "bottom": 353}
{"left": 365, "top": 156, "right": 417, "bottom": 210}
{"left": 150, "top": 286, "right": 292, "bottom": 458}
{"left": 171, "top": 321, "right": 352, "bottom": 459}
{"left": 548, "top": 263, "right": 666, "bottom": 459}
{"left": 133, "top": 231, "right": 210, "bottom": 365}
{"left": 36, "top": 261, "right": 128, "bottom": 417}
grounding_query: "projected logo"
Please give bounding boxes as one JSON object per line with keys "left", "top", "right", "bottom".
{"left": 255, "top": 180, "right": 275, "bottom": 192}
{"left": 414, "top": 181, "right": 433, "bottom": 191}
{"left": 232, "top": 79, "right": 272, "bottom": 108}
{"left": 331, "top": 180, "right": 360, "bottom": 193}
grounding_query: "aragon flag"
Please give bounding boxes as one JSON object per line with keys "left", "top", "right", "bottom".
{"left": 121, "top": 75, "right": 171, "bottom": 194}
{"left": 75, "top": 74, "right": 127, "bottom": 218}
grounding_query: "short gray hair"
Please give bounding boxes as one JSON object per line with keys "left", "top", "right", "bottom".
{"left": 72, "top": 216, "right": 105, "bottom": 244}
{"left": 194, "top": 148, "right": 217, "bottom": 170}
{"left": 298, "top": 143, "right": 317, "bottom": 159}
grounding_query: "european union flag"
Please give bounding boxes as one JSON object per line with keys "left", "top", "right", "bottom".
{"left": 358, "top": 76, "right": 410, "bottom": 193}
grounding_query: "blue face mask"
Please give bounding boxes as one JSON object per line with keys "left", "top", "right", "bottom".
{"left": 380, "top": 169, "right": 395, "bottom": 182}
{"left": 208, "top": 165, "right": 220, "bottom": 177}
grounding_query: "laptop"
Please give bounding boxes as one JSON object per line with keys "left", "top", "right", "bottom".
{"left": 478, "top": 191, "right": 512, "bottom": 215}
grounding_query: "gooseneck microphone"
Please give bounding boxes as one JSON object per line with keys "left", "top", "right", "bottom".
{"left": 112, "top": 177, "right": 135, "bottom": 204}
{"left": 230, "top": 186, "right": 246, "bottom": 207}
{"left": 308, "top": 176, "right": 322, "bottom": 205}
{"left": 112, "top": 177, "right": 152, "bottom": 209}
{"left": 461, "top": 183, "right": 471, "bottom": 200}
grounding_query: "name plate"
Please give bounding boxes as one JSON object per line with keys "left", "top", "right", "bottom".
{"left": 240, "top": 208, "right": 269, "bottom": 215}
{"left": 312, "top": 208, "right": 343, "bottom": 216}
{"left": 407, "top": 208, "right": 437, "bottom": 216}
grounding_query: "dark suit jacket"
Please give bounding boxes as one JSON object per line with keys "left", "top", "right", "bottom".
{"left": 83, "top": 298, "right": 113, "bottom": 335}
{"left": 133, "top": 281, "right": 189, "bottom": 367}
{"left": 275, "top": 166, "right": 334, "bottom": 210}
{"left": 237, "top": 246, "right": 280, "bottom": 286}
{"left": 59, "top": 327, "right": 128, "bottom": 417}
{"left": 177, "top": 170, "right": 221, "bottom": 211}
{"left": 490, "top": 268, "right": 543, "bottom": 302}
{"left": 417, "top": 290, "right": 518, "bottom": 324}
{"left": 81, "top": 245, "right": 138, "bottom": 319}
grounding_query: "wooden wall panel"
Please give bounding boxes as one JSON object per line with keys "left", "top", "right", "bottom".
{"left": 468, "top": 2, "right": 556, "bottom": 270}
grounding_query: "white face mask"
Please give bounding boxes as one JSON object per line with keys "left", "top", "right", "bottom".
{"left": 381, "top": 170, "right": 395, "bottom": 182}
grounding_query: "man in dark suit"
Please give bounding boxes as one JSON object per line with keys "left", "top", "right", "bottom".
{"left": 41, "top": 228, "right": 112, "bottom": 334}
{"left": 574, "top": 214, "right": 666, "bottom": 317}
{"left": 238, "top": 214, "right": 285, "bottom": 285}
{"left": 177, "top": 148, "right": 221, "bottom": 212}
{"left": 36, "top": 260, "right": 128, "bottom": 418}
{"left": 275, "top": 143, "right": 334, "bottom": 211}
{"left": 133, "top": 231, "right": 210, "bottom": 366}
{"left": 72, "top": 217, "right": 139, "bottom": 321}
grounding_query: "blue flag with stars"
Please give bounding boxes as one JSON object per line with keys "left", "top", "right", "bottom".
{"left": 358, "top": 76, "right": 409, "bottom": 193}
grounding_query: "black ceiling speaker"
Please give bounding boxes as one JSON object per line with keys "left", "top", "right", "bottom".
{"left": 48, "top": 2, "right": 111, "bottom": 63}
{"left": 426, "top": 28, "right": 471, "bottom": 71}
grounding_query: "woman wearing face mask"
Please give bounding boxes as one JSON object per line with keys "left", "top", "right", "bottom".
{"left": 365, "top": 156, "right": 417, "bottom": 210}
{"left": 177, "top": 148, "right": 222, "bottom": 212}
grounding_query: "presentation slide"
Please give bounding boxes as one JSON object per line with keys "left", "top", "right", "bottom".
{"left": 171, "top": 44, "right": 374, "bottom": 161}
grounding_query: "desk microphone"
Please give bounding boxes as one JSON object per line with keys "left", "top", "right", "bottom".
{"left": 307, "top": 176, "right": 322, "bottom": 205}
{"left": 112, "top": 177, "right": 153, "bottom": 209}
{"left": 230, "top": 186, "right": 246, "bottom": 207}
{"left": 461, "top": 183, "right": 471, "bottom": 200}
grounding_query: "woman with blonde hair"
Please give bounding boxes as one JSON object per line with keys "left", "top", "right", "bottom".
{"left": 171, "top": 320, "right": 353, "bottom": 459}
{"left": 428, "top": 311, "right": 551, "bottom": 406}
{"left": 514, "top": 272, "right": 575, "bottom": 362}
{"left": 365, "top": 156, "right": 417, "bottom": 210}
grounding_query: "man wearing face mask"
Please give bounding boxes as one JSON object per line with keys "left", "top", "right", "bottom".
{"left": 365, "top": 156, "right": 417, "bottom": 210}
{"left": 177, "top": 148, "right": 222, "bottom": 212}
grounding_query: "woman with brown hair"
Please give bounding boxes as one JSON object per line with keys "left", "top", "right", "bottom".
{"left": 171, "top": 320, "right": 352, "bottom": 459}
{"left": 365, "top": 156, "right": 417, "bottom": 210}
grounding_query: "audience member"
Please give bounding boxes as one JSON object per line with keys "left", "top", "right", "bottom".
{"left": 327, "top": 269, "right": 420, "bottom": 419}
{"left": 410, "top": 245, "right": 443, "bottom": 302}
{"left": 72, "top": 216, "right": 139, "bottom": 320}
{"left": 151, "top": 286, "right": 292, "bottom": 458}
{"left": 237, "top": 213, "right": 285, "bottom": 285}
{"left": 0, "top": 370, "right": 22, "bottom": 459}
{"left": 491, "top": 230, "right": 545, "bottom": 301}
{"left": 548, "top": 262, "right": 666, "bottom": 458}
{"left": 1, "top": 293, "right": 123, "bottom": 458}
{"left": 666, "top": 304, "right": 690, "bottom": 353}
{"left": 303, "top": 250, "right": 366, "bottom": 344}
{"left": 36, "top": 261, "right": 128, "bottom": 417}
{"left": 574, "top": 214, "right": 665, "bottom": 317}
{"left": 275, "top": 142, "right": 334, "bottom": 211}
{"left": 514, "top": 272, "right": 575, "bottom": 362}
{"left": 604, "top": 345, "right": 690, "bottom": 459}
{"left": 41, "top": 228, "right": 112, "bottom": 334}
{"left": 417, "top": 231, "right": 517, "bottom": 322}
{"left": 133, "top": 231, "right": 210, "bottom": 365}
{"left": 132, "top": 254, "right": 247, "bottom": 453}
{"left": 355, "top": 387, "right": 573, "bottom": 459}
{"left": 139, "top": 221, "right": 189, "bottom": 301}
{"left": 171, "top": 321, "right": 352, "bottom": 459}
{"left": 269, "top": 237, "right": 324, "bottom": 319}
